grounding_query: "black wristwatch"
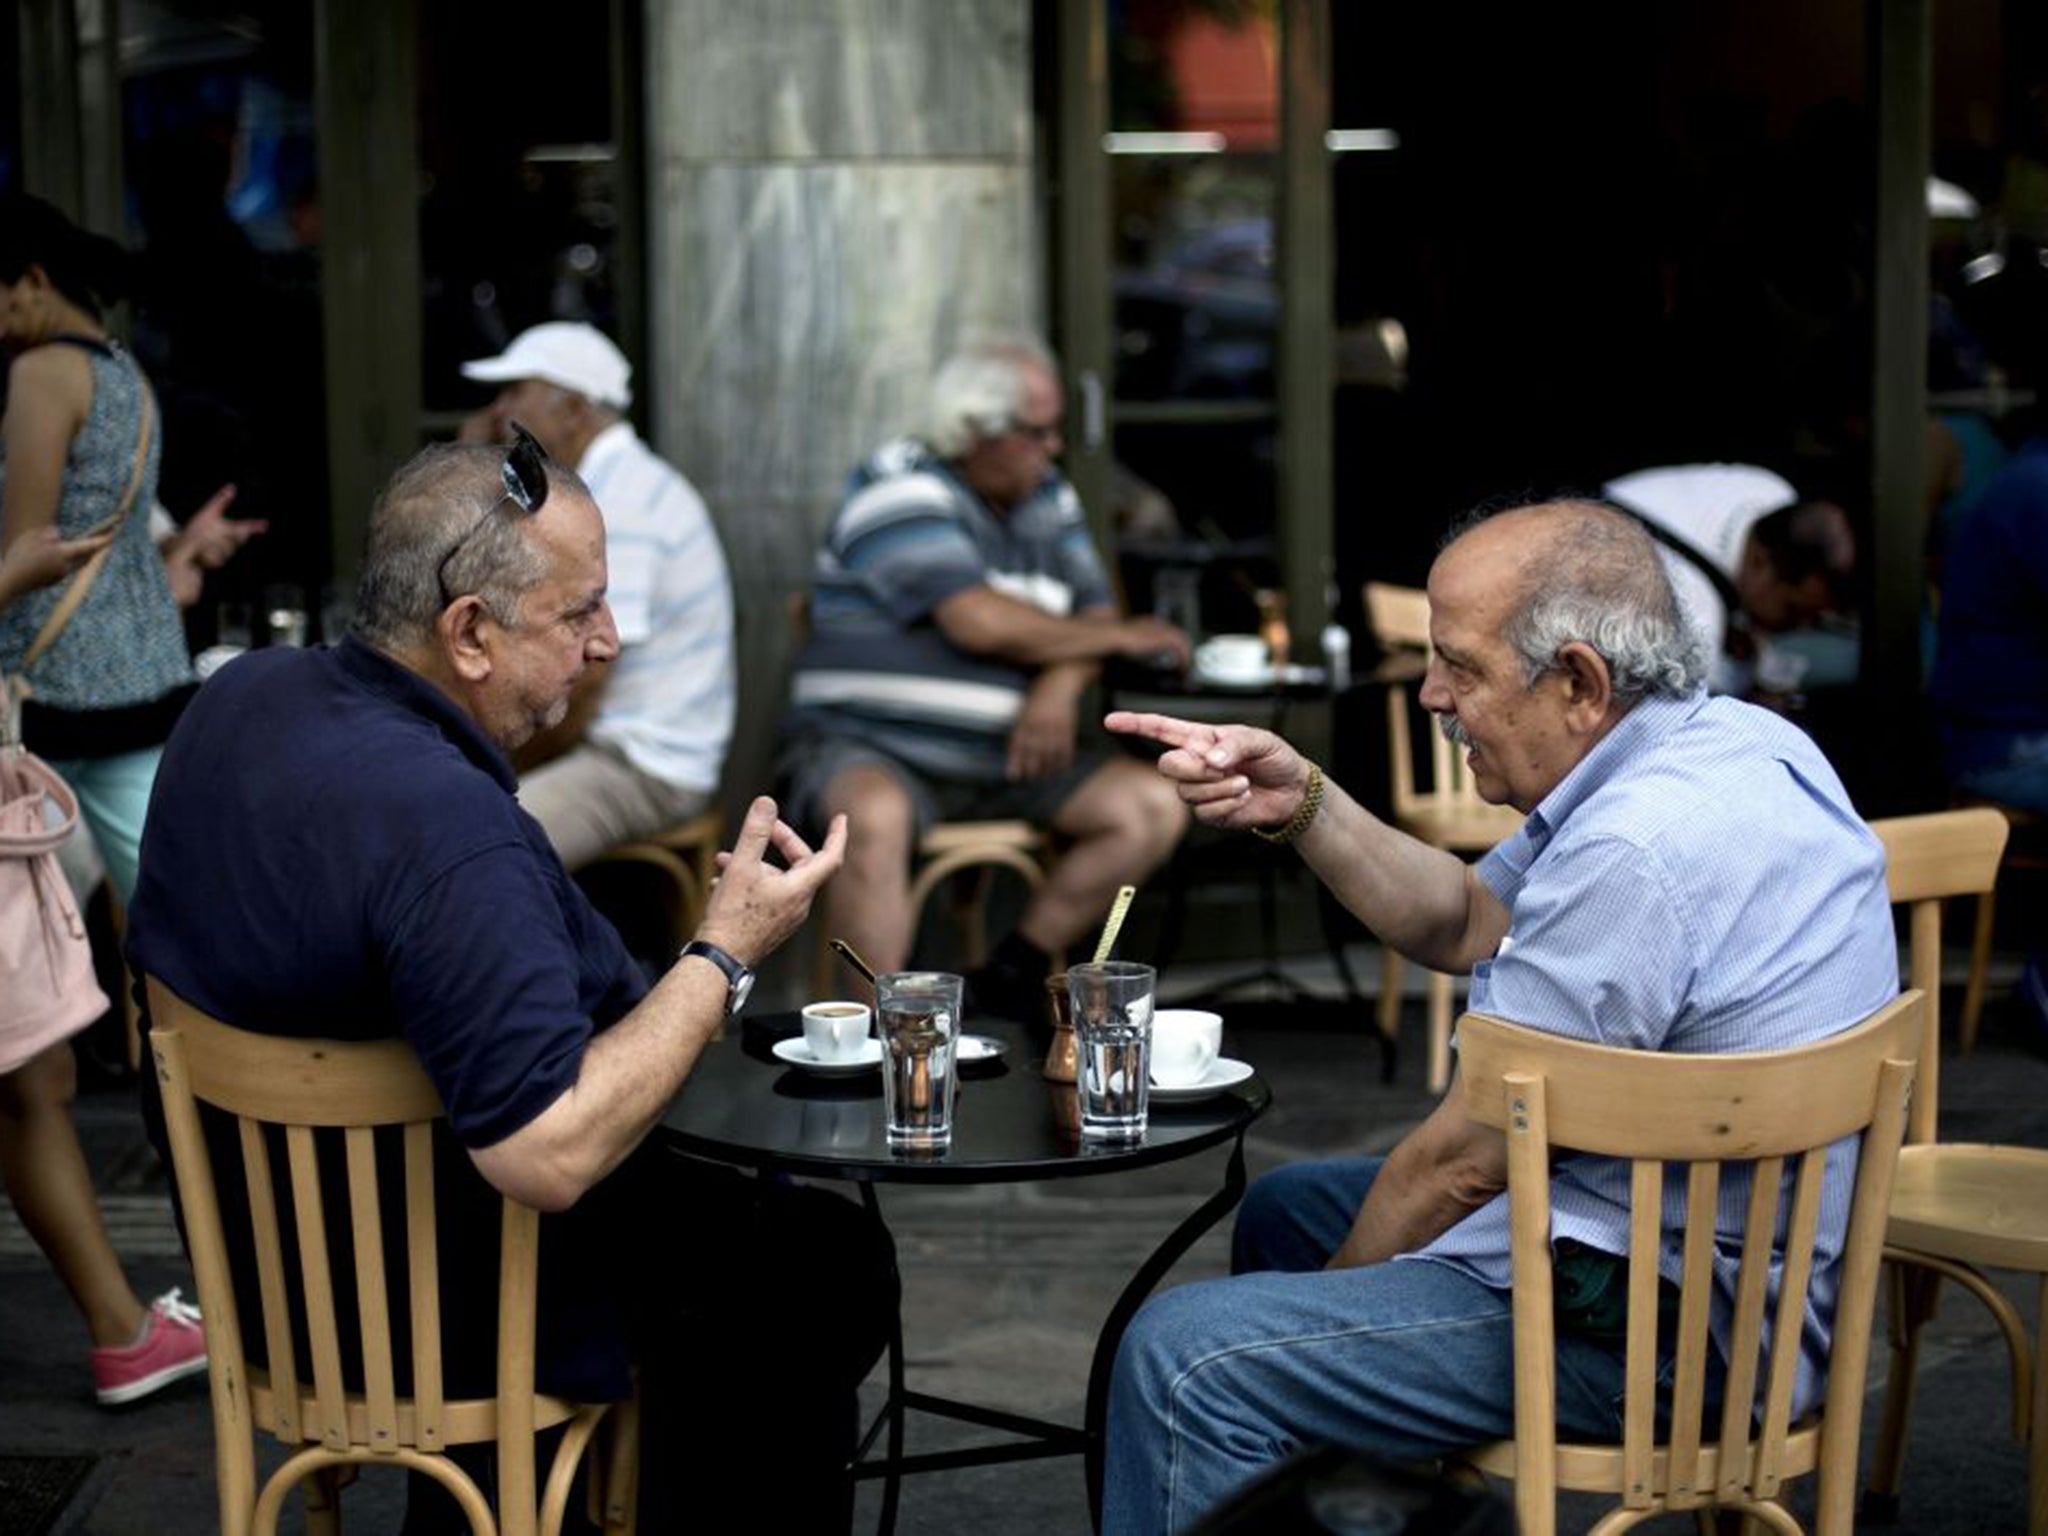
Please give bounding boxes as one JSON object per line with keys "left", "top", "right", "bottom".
{"left": 679, "top": 939, "right": 755, "bottom": 1016}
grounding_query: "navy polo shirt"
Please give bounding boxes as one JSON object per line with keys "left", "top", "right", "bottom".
{"left": 130, "top": 637, "right": 648, "bottom": 1398}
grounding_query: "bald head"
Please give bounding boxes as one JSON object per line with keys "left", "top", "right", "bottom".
{"left": 1439, "top": 499, "right": 1703, "bottom": 703}
{"left": 353, "top": 442, "right": 591, "bottom": 653}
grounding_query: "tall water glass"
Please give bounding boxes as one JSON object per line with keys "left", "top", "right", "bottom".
{"left": 1067, "top": 962, "right": 1156, "bottom": 1141}
{"left": 875, "top": 971, "right": 961, "bottom": 1151}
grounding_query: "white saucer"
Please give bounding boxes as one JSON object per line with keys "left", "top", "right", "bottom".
{"left": 1149, "top": 1057, "right": 1255, "bottom": 1102}
{"left": 1194, "top": 661, "right": 1277, "bottom": 689}
{"left": 772, "top": 1037, "right": 882, "bottom": 1076}
{"left": 957, "top": 1034, "right": 1005, "bottom": 1065}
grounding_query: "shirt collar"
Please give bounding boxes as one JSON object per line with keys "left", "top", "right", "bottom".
{"left": 575, "top": 420, "right": 637, "bottom": 475}
{"left": 1522, "top": 689, "right": 1706, "bottom": 841}
{"left": 335, "top": 636, "right": 518, "bottom": 792}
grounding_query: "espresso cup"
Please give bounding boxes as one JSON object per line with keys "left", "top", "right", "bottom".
{"left": 801, "top": 1000, "right": 872, "bottom": 1063}
{"left": 1150, "top": 1008, "right": 1223, "bottom": 1088}
{"left": 1196, "top": 634, "right": 1268, "bottom": 678}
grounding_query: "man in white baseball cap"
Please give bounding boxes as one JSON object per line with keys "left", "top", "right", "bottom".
{"left": 459, "top": 321, "right": 735, "bottom": 868}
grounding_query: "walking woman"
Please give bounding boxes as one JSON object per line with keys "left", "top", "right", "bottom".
{"left": 1, "top": 195, "right": 205, "bottom": 1403}
{"left": 1, "top": 194, "right": 195, "bottom": 901}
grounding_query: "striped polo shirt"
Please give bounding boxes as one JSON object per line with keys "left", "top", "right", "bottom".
{"left": 790, "top": 438, "right": 1115, "bottom": 783}
{"left": 1405, "top": 690, "right": 1898, "bottom": 1416}
{"left": 576, "top": 422, "right": 734, "bottom": 795}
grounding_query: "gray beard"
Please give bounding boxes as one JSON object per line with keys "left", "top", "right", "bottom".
{"left": 1437, "top": 713, "right": 1473, "bottom": 749}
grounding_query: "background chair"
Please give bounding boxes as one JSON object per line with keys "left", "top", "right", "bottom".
{"left": 579, "top": 807, "right": 724, "bottom": 953}
{"left": 1864, "top": 809, "right": 2048, "bottom": 1535}
{"left": 1454, "top": 994, "right": 1923, "bottom": 1536}
{"left": 1956, "top": 799, "right": 2047, "bottom": 1050}
{"left": 1363, "top": 582, "right": 1522, "bottom": 1091}
{"left": 812, "top": 819, "right": 1050, "bottom": 993}
{"left": 147, "top": 978, "right": 637, "bottom": 1536}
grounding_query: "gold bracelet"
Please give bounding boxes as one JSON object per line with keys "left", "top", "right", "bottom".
{"left": 1252, "top": 762, "right": 1324, "bottom": 844}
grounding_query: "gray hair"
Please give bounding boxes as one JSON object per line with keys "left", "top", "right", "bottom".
{"left": 352, "top": 443, "right": 584, "bottom": 651}
{"left": 924, "top": 335, "right": 1058, "bottom": 458}
{"left": 1447, "top": 499, "right": 1705, "bottom": 703}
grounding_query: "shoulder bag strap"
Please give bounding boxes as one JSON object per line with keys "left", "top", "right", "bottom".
{"left": 1604, "top": 492, "right": 1748, "bottom": 625}
{"left": 19, "top": 368, "right": 156, "bottom": 676}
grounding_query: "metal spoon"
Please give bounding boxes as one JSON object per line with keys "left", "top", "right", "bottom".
{"left": 829, "top": 938, "right": 879, "bottom": 986}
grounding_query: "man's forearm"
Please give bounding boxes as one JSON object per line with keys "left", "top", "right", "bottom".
{"left": 1293, "top": 776, "right": 1505, "bottom": 974}
{"left": 936, "top": 588, "right": 1139, "bottom": 667}
{"left": 468, "top": 957, "right": 728, "bottom": 1212}
{"left": 1328, "top": 1080, "right": 1507, "bottom": 1268}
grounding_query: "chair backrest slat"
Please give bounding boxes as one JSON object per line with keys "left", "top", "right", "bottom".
{"left": 1500, "top": 1071, "right": 1559, "bottom": 1532}
{"left": 237, "top": 1115, "right": 302, "bottom": 1443}
{"left": 344, "top": 1127, "right": 399, "bottom": 1451}
{"left": 404, "top": 1122, "right": 446, "bottom": 1451}
{"left": 1461, "top": 993, "right": 1924, "bottom": 1532}
{"left": 1868, "top": 808, "right": 2009, "bottom": 1144}
{"left": 1753, "top": 1148, "right": 1828, "bottom": 1497}
{"left": 1663, "top": 1162, "right": 1720, "bottom": 1504}
{"left": 1714, "top": 1153, "right": 1784, "bottom": 1497}
{"left": 1620, "top": 1160, "right": 1662, "bottom": 1509}
{"left": 285, "top": 1124, "right": 350, "bottom": 1449}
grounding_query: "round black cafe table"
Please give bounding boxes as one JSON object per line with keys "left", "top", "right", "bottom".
{"left": 658, "top": 1012, "right": 1271, "bottom": 1535}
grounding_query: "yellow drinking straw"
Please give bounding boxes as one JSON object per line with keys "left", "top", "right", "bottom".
{"left": 1091, "top": 884, "right": 1137, "bottom": 964}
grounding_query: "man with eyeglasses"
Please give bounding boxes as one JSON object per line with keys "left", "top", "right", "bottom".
{"left": 128, "top": 442, "right": 892, "bottom": 1530}
{"left": 784, "top": 336, "right": 1195, "bottom": 1021}
{"left": 457, "top": 321, "right": 735, "bottom": 871}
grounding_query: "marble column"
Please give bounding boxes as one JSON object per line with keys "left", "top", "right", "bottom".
{"left": 645, "top": 0, "right": 1039, "bottom": 821}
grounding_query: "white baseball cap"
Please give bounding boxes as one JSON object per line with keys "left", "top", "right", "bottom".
{"left": 460, "top": 321, "right": 633, "bottom": 410}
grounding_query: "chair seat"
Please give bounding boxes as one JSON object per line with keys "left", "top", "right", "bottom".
{"left": 918, "top": 819, "right": 1044, "bottom": 856}
{"left": 1886, "top": 1142, "right": 2048, "bottom": 1272}
{"left": 1464, "top": 1419, "right": 1823, "bottom": 1495}
{"left": 1394, "top": 802, "right": 1523, "bottom": 853}
{"left": 250, "top": 1368, "right": 593, "bottom": 1448}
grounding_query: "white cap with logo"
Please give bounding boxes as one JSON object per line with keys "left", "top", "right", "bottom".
{"left": 460, "top": 321, "right": 633, "bottom": 410}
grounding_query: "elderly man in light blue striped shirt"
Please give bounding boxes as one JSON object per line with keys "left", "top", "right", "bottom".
{"left": 1103, "top": 499, "right": 1897, "bottom": 1536}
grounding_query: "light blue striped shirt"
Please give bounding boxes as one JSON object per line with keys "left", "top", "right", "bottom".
{"left": 576, "top": 423, "right": 735, "bottom": 795}
{"left": 1405, "top": 690, "right": 1898, "bottom": 1414}
{"left": 791, "top": 438, "right": 1114, "bottom": 783}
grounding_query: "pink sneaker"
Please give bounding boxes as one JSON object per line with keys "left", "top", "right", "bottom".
{"left": 92, "top": 1288, "right": 208, "bottom": 1405}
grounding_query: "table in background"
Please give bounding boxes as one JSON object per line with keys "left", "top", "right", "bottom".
{"left": 1103, "top": 659, "right": 1386, "bottom": 1067}
{"left": 658, "top": 1013, "right": 1271, "bottom": 1534}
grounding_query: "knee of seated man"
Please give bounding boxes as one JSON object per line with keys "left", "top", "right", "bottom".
{"left": 1112, "top": 759, "right": 1190, "bottom": 851}
{"left": 1117, "top": 1275, "right": 1247, "bottom": 1401}
{"left": 826, "top": 769, "right": 918, "bottom": 864}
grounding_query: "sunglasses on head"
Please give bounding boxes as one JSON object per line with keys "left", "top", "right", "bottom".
{"left": 436, "top": 422, "right": 551, "bottom": 608}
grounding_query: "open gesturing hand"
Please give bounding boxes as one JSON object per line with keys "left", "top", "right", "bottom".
{"left": 698, "top": 796, "right": 848, "bottom": 966}
{"left": 1104, "top": 710, "right": 1311, "bottom": 832}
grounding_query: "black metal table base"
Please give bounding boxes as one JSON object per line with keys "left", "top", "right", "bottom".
{"left": 850, "top": 1135, "right": 1251, "bottom": 1534}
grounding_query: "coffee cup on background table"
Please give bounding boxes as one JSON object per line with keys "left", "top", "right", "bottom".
{"left": 1150, "top": 1009, "right": 1223, "bottom": 1088}
{"left": 801, "top": 1000, "right": 872, "bottom": 1063}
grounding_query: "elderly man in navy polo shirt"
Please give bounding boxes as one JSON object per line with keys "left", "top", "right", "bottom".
{"left": 1102, "top": 500, "right": 1897, "bottom": 1535}
{"left": 129, "top": 439, "right": 890, "bottom": 1531}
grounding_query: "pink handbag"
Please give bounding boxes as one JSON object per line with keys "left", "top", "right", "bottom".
{"left": 0, "top": 747, "right": 109, "bottom": 1073}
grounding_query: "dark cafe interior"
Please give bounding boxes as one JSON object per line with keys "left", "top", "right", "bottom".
{"left": 3, "top": 2, "right": 2047, "bottom": 1533}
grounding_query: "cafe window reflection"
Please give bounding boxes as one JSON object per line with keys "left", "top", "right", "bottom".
{"left": 1109, "top": 0, "right": 1281, "bottom": 636}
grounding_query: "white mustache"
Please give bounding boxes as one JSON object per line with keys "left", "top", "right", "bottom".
{"left": 1436, "top": 713, "right": 1473, "bottom": 749}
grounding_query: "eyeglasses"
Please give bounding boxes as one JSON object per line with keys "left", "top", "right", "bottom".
{"left": 1007, "top": 416, "right": 1062, "bottom": 448}
{"left": 436, "top": 422, "right": 550, "bottom": 608}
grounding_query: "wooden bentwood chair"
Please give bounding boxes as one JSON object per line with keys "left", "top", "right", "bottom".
{"left": 1452, "top": 994, "right": 1925, "bottom": 1536}
{"left": 1865, "top": 809, "right": 2048, "bottom": 1535}
{"left": 1363, "top": 583, "right": 1523, "bottom": 1092}
{"left": 579, "top": 807, "right": 725, "bottom": 952}
{"left": 147, "top": 979, "right": 638, "bottom": 1536}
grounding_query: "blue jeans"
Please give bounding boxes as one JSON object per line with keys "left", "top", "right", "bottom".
{"left": 1102, "top": 1157, "right": 1633, "bottom": 1536}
